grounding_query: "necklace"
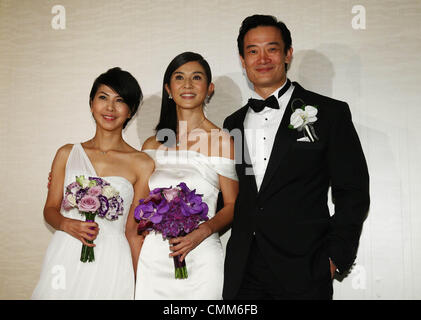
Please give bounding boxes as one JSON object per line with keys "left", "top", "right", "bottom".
{"left": 87, "top": 139, "right": 110, "bottom": 155}
{"left": 176, "top": 117, "right": 206, "bottom": 147}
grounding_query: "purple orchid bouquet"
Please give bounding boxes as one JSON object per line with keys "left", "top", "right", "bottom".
{"left": 134, "top": 182, "right": 209, "bottom": 279}
{"left": 61, "top": 175, "right": 124, "bottom": 263}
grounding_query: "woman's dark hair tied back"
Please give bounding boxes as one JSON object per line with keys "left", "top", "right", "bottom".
{"left": 155, "top": 52, "right": 212, "bottom": 146}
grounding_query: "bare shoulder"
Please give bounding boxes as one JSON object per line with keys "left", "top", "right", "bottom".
{"left": 49, "top": 143, "right": 74, "bottom": 173}
{"left": 54, "top": 143, "right": 74, "bottom": 162}
{"left": 206, "top": 121, "right": 231, "bottom": 139}
{"left": 208, "top": 124, "right": 235, "bottom": 160}
{"left": 57, "top": 143, "right": 73, "bottom": 154}
{"left": 141, "top": 135, "right": 161, "bottom": 151}
{"left": 128, "top": 149, "right": 155, "bottom": 174}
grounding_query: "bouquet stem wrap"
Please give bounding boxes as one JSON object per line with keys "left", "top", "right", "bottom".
{"left": 171, "top": 231, "right": 188, "bottom": 279}
{"left": 173, "top": 255, "right": 187, "bottom": 279}
{"left": 80, "top": 212, "right": 96, "bottom": 263}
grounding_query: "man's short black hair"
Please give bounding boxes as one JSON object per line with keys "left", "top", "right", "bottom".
{"left": 237, "top": 14, "right": 292, "bottom": 57}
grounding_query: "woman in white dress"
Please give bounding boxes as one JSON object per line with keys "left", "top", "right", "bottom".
{"left": 32, "top": 68, "right": 154, "bottom": 299}
{"left": 133, "top": 52, "right": 239, "bottom": 300}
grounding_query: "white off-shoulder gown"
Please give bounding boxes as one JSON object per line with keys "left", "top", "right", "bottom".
{"left": 135, "top": 149, "right": 238, "bottom": 300}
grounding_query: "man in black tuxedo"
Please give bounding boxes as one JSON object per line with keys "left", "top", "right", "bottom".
{"left": 222, "top": 15, "right": 370, "bottom": 299}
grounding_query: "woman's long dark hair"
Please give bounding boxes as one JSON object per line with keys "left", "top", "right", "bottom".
{"left": 155, "top": 52, "right": 212, "bottom": 146}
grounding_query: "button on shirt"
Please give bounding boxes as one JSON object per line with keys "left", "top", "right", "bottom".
{"left": 243, "top": 81, "right": 295, "bottom": 191}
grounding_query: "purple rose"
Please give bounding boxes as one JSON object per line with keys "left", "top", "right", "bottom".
{"left": 75, "top": 188, "right": 88, "bottom": 203}
{"left": 144, "top": 192, "right": 162, "bottom": 204}
{"left": 78, "top": 195, "right": 100, "bottom": 212}
{"left": 66, "top": 181, "right": 81, "bottom": 194}
{"left": 134, "top": 200, "right": 155, "bottom": 220}
{"left": 88, "top": 186, "right": 102, "bottom": 197}
{"left": 62, "top": 193, "right": 76, "bottom": 211}
{"left": 163, "top": 188, "right": 179, "bottom": 202}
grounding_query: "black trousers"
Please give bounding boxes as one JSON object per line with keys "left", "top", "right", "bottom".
{"left": 234, "top": 238, "right": 333, "bottom": 300}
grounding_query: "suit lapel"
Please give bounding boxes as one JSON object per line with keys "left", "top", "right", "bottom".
{"left": 258, "top": 82, "right": 306, "bottom": 196}
{"left": 232, "top": 105, "right": 258, "bottom": 195}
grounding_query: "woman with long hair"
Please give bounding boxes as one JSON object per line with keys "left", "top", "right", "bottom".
{"left": 133, "top": 52, "right": 239, "bottom": 299}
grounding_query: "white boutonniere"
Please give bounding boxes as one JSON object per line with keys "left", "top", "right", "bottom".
{"left": 288, "top": 99, "right": 319, "bottom": 142}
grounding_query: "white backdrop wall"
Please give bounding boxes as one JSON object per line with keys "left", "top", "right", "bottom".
{"left": 1, "top": 0, "right": 420, "bottom": 299}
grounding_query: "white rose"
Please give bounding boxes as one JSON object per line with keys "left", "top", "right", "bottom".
{"left": 290, "top": 106, "right": 318, "bottom": 130}
{"left": 304, "top": 105, "right": 318, "bottom": 123}
{"left": 76, "top": 176, "right": 91, "bottom": 188}
{"left": 290, "top": 109, "right": 305, "bottom": 129}
{"left": 102, "top": 185, "right": 118, "bottom": 198}
{"left": 67, "top": 194, "right": 76, "bottom": 207}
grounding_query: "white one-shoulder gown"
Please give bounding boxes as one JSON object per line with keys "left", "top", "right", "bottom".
{"left": 32, "top": 143, "right": 135, "bottom": 299}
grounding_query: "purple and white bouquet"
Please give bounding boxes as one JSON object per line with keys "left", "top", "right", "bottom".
{"left": 134, "top": 182, "right": 209, "bottom": 279}
{"left": 62, "top": 175, "right": 124, "bottom": 263}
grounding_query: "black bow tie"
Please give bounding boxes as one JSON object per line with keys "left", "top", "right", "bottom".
{"left": 248, "top": 79, "right": 291, "bottom": 113}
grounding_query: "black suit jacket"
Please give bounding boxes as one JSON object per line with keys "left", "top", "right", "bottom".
{"left": 222, "top": 82, "right": 370, "bottom": 298}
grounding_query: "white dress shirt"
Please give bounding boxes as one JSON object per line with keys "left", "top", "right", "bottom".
{"left": 244, "top": 80, "right": 295, "bottom": 191}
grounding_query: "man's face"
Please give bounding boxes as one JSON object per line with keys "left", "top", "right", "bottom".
{"left": 240, "top": 26, "right": 293, "bottom": 96}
